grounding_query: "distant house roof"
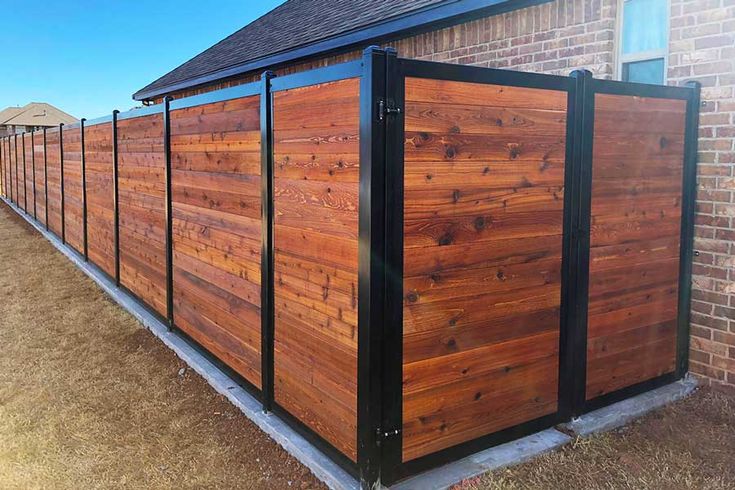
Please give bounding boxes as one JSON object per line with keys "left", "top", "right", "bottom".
{"left": 0, "top": 106, "right": 23, "bottom": 124}
{"left": 0, "top": 103, "right": 77, "bottom": 127}
{"left": 134, "top": 0, "right": 549, "bottom": 101}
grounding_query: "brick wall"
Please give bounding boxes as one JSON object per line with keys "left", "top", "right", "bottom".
{"left": 153, "top": 0, "right": 735, "bottom": 388}
{"left": 668, "top": 0, "right": 735, "bottom": 389}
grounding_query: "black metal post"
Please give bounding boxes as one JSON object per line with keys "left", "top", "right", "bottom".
{"left": 81, "top": 119, "right": 89, "bottom": 261}
{"left": 22, "top": 132, "right": 27, "bottom": 213}
{"left": 43, "top": 128, "right": 48, "bottom": 230}
{"left": 14, "top": 134, "right": 19, "bottom": 206}
{"left": 568, "top": 69, "right": 595, "bottom": 416}
{"left": 59, "top": 123, "right": 66, "bottom": 243}
{"left": 112, "top": 110, "right": 121, "bottom": 286}
{"left": 163, "top": 97, "right": 174, "bottom": 329}
{"left": 31, "top": 131, "right": 36, "bottom": 219}
{"left": 260, "top": 70, "right": 275, "bottom": 412}
{"left": 357, "top": 45, "right": 391, "bottom": 489}
{"left": 677, "top": 81, "right": 701, "bottom": 378}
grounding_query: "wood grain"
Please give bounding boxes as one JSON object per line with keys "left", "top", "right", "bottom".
{"left": 402, "top": 78, "right": 567, "bottom": 461}
{"left": 45, "top": 129, "right": 63, "bottom": 237}
{"left": 585, "top": 94, "right": 686, "bottom": 400}
{"left": 273, "top": 78, "right": 360, "bottom": 462}
{"left": 62, "top": 126, "right": 84, "bottom": 253}
{"left": 117, "top": 114, "right": 167, "bottom": 315}
{"left": 84, "top": 122, "right": 116, "bottom": 277}
{"left": 171, "top": 94, "right": 262, "bottom": 389}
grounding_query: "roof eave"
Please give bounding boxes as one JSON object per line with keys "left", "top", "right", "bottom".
{"left": 133, "top": 0, "right": 551, "bottom": 101}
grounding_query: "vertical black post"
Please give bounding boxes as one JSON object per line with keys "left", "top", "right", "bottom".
{"left": 59, "top": 123, "right": 66, "bottom": 244}
{"left": 677, "top": 81, "right": 701, "bottom": 378}
{"left": 43, "top": 128, "right": 48, "bottom": 230}
{"left": 568, "top": 69, "right": 595, "bottom": 416}
{"left": 22, "top": 132, "right": 28, "bottom": 212}
{"left": 260, "top": 70, "right": 275, "bottom": 412}
{"left": 14, "top": 134, "right": 19, "bottom": 206}
{"left": 357, "top": 45, "right": 392, "bottom": 489}
{"left": 163, "top": 97, "right": 174, "bottom": 329}
{"left": 81, "top": 118, "right": 89, "bottom": 261}
{"left": 31, "top": 131, "right": 36, "bottom": 219}
{"left": 112, "top": 110, "right": 121, "bottom": 286}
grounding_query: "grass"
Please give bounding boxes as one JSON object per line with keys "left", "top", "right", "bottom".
{"left": 1, "top": 201, "right": 734, "bottom": 489}
{"left": 0, "top": 203, "right": 322, "bottom": 489}
{"left": 457, "top": 387, "right": 735, "bottom": 489}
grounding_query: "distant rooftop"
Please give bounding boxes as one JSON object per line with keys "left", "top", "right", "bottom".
{"left": 0, "top": 102, "right": 77, "bottom": 128}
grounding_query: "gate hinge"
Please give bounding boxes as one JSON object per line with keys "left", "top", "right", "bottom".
{"left": 378, "top": 98, "right": 402, "bottom": 122}
{"left": 375, "top": 427, "right": 401, "bottom": 446}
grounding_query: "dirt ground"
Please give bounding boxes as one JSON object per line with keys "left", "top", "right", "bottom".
{"left": 456, "top": 386, "right": 735, "bottom": 490}
{"left": 1, "top": 201, "right": 734, "bottom": 490}
{"left": 0, "top": 203, "right": 323, "bottom": 489}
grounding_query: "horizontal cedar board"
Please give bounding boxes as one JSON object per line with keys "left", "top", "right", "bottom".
{"left": 170, "top": 93, "right": 262, "bottom": 388}
{"left": 403, "top": 78, "right": 566, "bottom": 461}
{"left": 273, "top": 78, "right": 359, "bottom": 462}
{"left": 117, "top": 114, "right": 166, "bottom": 316}
{"left": 23, "top": 135, "right": 34, "bottom": 214}
{"left": 84, "top": 122, "right": 115, "bottom": 277}
{"left": 585, "top": 94, "right": 686, "bottom": 400}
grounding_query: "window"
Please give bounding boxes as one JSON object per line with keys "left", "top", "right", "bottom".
{"left": 618, "top": 0, "right": 669, "bottom": 84}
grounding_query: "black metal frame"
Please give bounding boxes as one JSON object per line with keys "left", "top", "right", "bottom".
{"left": 163, "top": 98, "right": 174, "bottom": 329}
{"left": 43, "top": 128, "right": 48, "bottom": 230}
{"left": 260, "top": 70, "right": 275, "bottom": 413}
{"left": 80, "top": 119, "right": 89, "bottom": 261}
{"left": 574, "top": 77, "right": 696, "bottom": 415}
{"left": 0, "top": 51, "right": 701, "bottom": 490}
{"left": 59, "top": 123, "right": 65, "bottom": 243}
{"left": 112, "top": 110, "right": 120, "bottom": 286}
{"left": 21, "top": 133, "right": 27, "bottom": 213}
{"left": 31, "top": 131, "right": 36, "bottom": 219}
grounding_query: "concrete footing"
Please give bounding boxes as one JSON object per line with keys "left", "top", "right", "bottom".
{"left": 2, "top": 198, "right": 699, "bottom": 490}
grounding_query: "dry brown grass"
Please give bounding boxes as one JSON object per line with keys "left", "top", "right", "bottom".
{"left": 0, "top": 203, "right": 323, "bottom": 489}
{"left": 457, "top": 387, "right": 735, "bottom": 490}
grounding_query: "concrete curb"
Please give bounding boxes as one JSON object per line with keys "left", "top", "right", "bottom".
{"left": 560, "top": 376, "right": 698, "bottom": 437}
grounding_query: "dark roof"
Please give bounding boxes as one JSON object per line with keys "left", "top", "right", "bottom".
{"left": 134, "top": 0, "right": 547, "bottom": 101}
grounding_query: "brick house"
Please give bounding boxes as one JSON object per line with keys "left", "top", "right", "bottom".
{"left": 135, "top": 0, "right": 735, "bottom": 389}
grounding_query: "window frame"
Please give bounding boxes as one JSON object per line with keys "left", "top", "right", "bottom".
{"left": 615, "top": 0, "right": 670, "bottom": 84}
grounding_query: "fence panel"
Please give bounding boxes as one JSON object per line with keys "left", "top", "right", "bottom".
{"left": 400, "top": 76, "right": 568, "bottom": 462}
{"left": 585, "top": 91, "right": 687, "bottom": 401}
{"left": 170, "top": 93, "right": 263, "bottom": 388}
{"left": 23, "top": 135, "right": 33, "bottom": 213}
{"left": 45, "top": 129, "right": 63, "bottom": 236}
{"left": 34, "top": 131, "right": 46, "bottom": 226}
{"left": 85, "top": 122, "right": 116, "bottom": 277}
{"left": 117, "top": 113, "right": 166, "bottom": 315}
{"left": 1, "top": 138, "right": 7, "bottom": 200}
{"left": 272, "top": 77, "right": 361, "bottom": 462}
{"left": 63, "top": 126, "right": 84, "bottom": 253}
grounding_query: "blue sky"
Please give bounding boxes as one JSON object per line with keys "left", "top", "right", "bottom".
{"left": 1, "top": 1, "right": 285, "bottom": 119}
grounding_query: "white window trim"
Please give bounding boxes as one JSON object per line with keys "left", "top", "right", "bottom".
{"left": 615, "top": 0, "right": 670, "bottom": 83}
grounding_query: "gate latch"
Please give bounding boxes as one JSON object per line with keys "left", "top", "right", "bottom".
{"left": 378, "top": 99, "right": 402, "bottom": 122}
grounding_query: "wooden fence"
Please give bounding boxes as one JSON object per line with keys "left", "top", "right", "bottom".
{"left": 0, "top": 48, "right": 700, "bottom": 488}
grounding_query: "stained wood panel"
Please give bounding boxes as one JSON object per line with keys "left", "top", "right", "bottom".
{"left": 85, "top": 122, "right": 115, "bottom": 277}
{"left": 23, "top": 134, "right": 33, "bottom": 213}
{"left": 1, "top": 138, "right": 7, "bottom": 199}
{"left": 273, "top": 78, "right": 360, "bottom": 461}
{"left": 402, "top": 78, "right": 567, "bottom": 461}
{"left": 63, "top": 126, "right": 84, "bottom": 253}
{"left": 585, "top": 94, "right": 686, "bottom": 400}
{"left": 171, "top": 94, "right": 262, "bottom": 388}
{"left": 118, "top": 114, "right": 166, "bottom": 315}
{"left": 33, "top": 131, "right": 46, "bottom": 226}
{"left": 45, "top": 129, "right": 62, "bottom": 237}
